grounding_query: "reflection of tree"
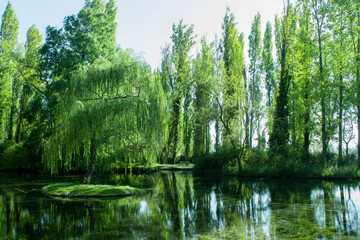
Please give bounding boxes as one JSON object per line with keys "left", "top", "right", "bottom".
{"left": 265, "top": 181, "right": 360, "bottom": 239}
{"left": 340, "top": 185, "right": 349, "bottom": 235}
{"left": 0, "top": 175, "right": 359, "bottom": 239}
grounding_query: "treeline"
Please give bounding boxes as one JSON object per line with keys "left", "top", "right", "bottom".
{"left": 0, "top": 0, "right": 359, "bottom": 180}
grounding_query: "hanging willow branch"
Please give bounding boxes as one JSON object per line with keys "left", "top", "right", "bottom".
{"left": 42, "top": 50, "right": 165, "bottom": 174}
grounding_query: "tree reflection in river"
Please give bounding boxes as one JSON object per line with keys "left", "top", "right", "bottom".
{"left": 0, "top": 172, "right": 359, "bottom": 239}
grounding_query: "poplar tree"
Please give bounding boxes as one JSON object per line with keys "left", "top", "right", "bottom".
{"left": 293, "top": 0, "right": 315, "bottom": 161}
{"left": 193, "top": 38, "right": 216, "bottom": 159}
{"left": 328, "top": 0, "right": 351, "bottom": 166}
{"left": 239, "top": 32, "right": 250, "bottom": 149}
{"left": 269, "top": 2, "right": 296, "bottom": 157}
{"left": 262, "top": 22, "right": 275, "bottom": 109}
{"left": 162, "top": 20, "right": 195, "bottom": 164}
{"left": 217, "top": 8, "right": 246, "bottom": 170}
{"left": 262, "top": 22, "right": 275, "bottom": 137}
{"left": 346, "top": 0, "right": 360, "bottom": 169}
{"left": 0, "top": 2, "right": 19, "bottom": 140}
{"left": 311, "top": 0, "right": 328, "bottom": 165}
{"left": 14, "top": 25, "right": 43, "bottom": 143}
{"left": 213, "top": 35, "right": 223, "bottom": 152}
{"left": 248, "top": 13, "right": 262, "bottom": 149}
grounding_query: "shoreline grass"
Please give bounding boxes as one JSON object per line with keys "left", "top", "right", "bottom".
{"left": 194, "top": 164, "right": 360, "bottom": 180}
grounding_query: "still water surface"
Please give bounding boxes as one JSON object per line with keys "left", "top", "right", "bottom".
{"left": 0, "top": 171, "right": 359, "bottom": 239}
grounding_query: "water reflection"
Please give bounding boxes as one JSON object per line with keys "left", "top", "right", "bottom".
{"left": 0, "top": 173, "right": 359, "bottom": 239}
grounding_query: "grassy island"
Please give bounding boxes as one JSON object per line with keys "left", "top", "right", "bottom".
{"left": 42, "top": 183, "right": 145, "bottom": 198}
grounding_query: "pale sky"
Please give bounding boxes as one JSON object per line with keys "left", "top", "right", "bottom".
{"left": 0, "top": 0, "right": 285, "bottom": 69}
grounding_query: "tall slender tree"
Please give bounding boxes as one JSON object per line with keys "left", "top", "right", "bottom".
{"left": 193, "top": 38, "right": 216, "bottom": 159}
{"left": 311, "top": 0, "right": 328, "bottom": 165}
{"left": 248, "top": 13, "right": 262, "bottom": 149}
{"left": 262, "top": 22, "right": 275, "bottom": 110}
{"left": 294, "top": 0, "right": 315, "bottom": 161}
{"left": 328, "top": 0, "right": 351, "bottom": 166}
{"left": 0, "top": 2, "right": 19, "bottom": 140}
{"left": 239, "top": 32, "right": 250, "bottom": 149}
{"left": 346, "top": 0, "right": 360, "bottom": 169}
{"left": 217, "top": 7, "right": 246, "bottom": 170}
{"left": 14, "top": 25, "right": 43, "bottom": 143}
{"left": 269, "top": 1, "right": 296, "bottom": 157}
{"left": 162, "top": 20, "right": 195, "bottom": 164}
{"left": 213, "top": 35, "right": 223, "bottom": 152}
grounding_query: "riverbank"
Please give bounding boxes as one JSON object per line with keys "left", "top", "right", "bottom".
{"left": 194, "top": 164, "right": 360, "bottom": 180}
{"left": 1, "top": 162, "right": 359, "bottom": 180}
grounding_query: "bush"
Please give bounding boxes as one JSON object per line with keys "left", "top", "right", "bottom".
{"left": 193, "top": 148, "right": 234, "bottom": 172}
{"left": 0, "top": 139, "right": 41, "bottom": 172}
{"left": 322, "top": 165, "right": 360, "bottom": 178}
{"left": 242, "top": 148, "right": 264, "bottom": 167}
{"left": 0, "top": 139, "right": 16, "bottom": 155}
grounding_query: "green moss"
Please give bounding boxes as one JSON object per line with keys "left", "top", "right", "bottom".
{"left": 42, "top": 183, "right": 145, "bottom": 198}
{"left": 155, "top": 164, "right": 194, "bottom": 171}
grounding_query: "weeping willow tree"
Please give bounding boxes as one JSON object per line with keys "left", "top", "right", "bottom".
{"left": 43, "top": 49, "right": 166, "bottom": 184}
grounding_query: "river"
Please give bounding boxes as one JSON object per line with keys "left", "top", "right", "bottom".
{"left": 0, "top": 171, "right": 359, "bottom": 239}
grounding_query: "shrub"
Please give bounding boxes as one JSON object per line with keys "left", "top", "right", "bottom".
{"left": 193, "top": 148, "right": 234, "bottom": 172}
{"left": 0, "top": 139, "right": 41, "bottom": 172}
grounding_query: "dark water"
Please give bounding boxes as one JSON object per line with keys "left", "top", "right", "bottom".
{"left": 0, "top": 172, "right": 359, "bottom": 239}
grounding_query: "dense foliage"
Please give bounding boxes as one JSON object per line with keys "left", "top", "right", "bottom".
{"left": 1, "top": 0, "right": 360, "bottom": 180}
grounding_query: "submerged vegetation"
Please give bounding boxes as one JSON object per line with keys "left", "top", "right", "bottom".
{"left": 1, "top": 0, "right": 360, "bottom": 181}
{"left": 42, "top": 183, "right": 145, "bottom": 198}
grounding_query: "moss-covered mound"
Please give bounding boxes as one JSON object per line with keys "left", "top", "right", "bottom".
{"left": 42, "top": 183, "right": 145, "bottom": 198}
{"left": 156, "top": 164, "right": 194, "bottom": 171}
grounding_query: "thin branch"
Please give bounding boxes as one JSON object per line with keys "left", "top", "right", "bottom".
{"left": 10, "top": 61, "right": 45, "bottom": 96}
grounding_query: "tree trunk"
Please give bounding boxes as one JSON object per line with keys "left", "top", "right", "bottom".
{"left": 215, "top": 119, "right": 220, "bottom": 152}
{"left": 222, "top": 118, "right": 243, "bottom": 171}
{"left": 205, "top": 123, "right": 210, "bottom": 155}
{"left": 321, "top": 98, "right": 327, "bottom": 166}
{"left": 303, "top": 83, "right": 310, "bottom": 161}
{"left": 338, "top": 73, "right": 343, "bottom": 166}
{"left": 193, "top": 88, "right": 204, "bottom": 159}
{"left": 357, "top": 9, "right": 360, "bottom": 169}
{"left": 291, "top": 94, "right": 296, "bottom": 146}
{"left": 243, "top": 67, "right": 250, "bottom": 149}
{"left": 14, "top": 109, "right": 23, "bottom": 143}
{"left": 164, "top": 97, "right": 181, "bottom": 164}
{"left": 83, "top": 138, "right": 97, "bottom": 184}
{"left": 193, "top": 120, "right": 203, "bottom": 158}
{"left": 357, "top": 66, "right": 360, "bottom": 169}
{"left": 0, "top": 108, "right": 3, "bottom": 138}
{"left": 249, "top": 104, "right": 253, "bottom": 149}
{"left": 15, "top": 90, "right": 26, "bottom": 143}
{"left": 7, "top": 76, "right": 18, "bottom": 140}
{"left": 318, "top": 25, "right": 327, "bottom": 166}
{"left": 171, "top": 97, "right": 181, "bottom": 164}
{"left": 256, "top": 119, "right": 260, "bottom": 149}
{"left": 230, "top": 137, "right": 243, "bottom": 172}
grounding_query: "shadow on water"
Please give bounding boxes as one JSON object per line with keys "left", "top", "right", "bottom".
{"left": 0, "top": 172, "right": 359, "bottom": 239}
